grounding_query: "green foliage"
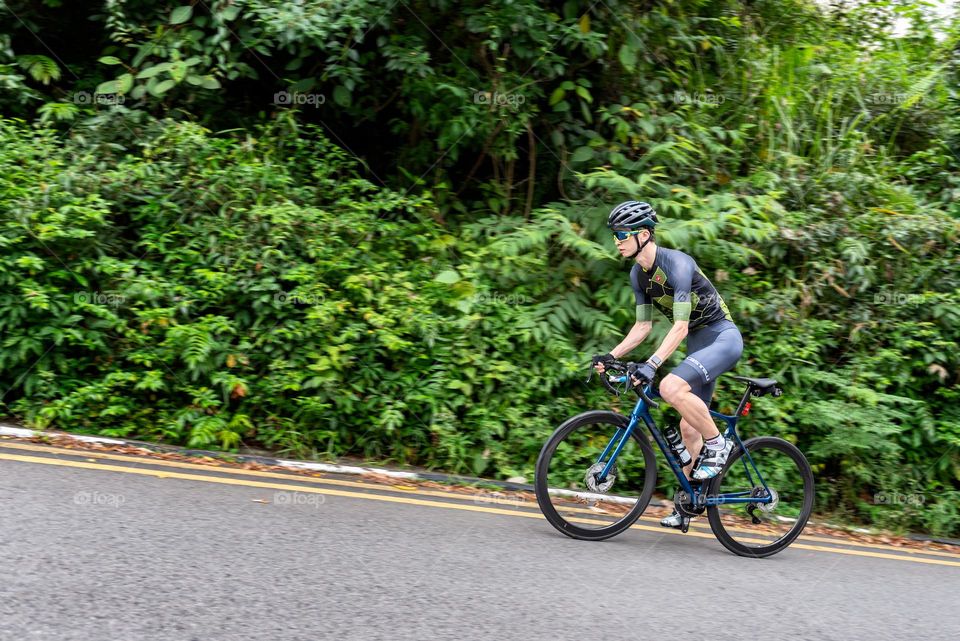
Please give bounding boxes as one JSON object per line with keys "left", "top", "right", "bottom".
{"left": 16, "top": 54, "right": 60, "bottom": 85}
{"left": 0, "top": 116, "right": 595, "bottom": 479}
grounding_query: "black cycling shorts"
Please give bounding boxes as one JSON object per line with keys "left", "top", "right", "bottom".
{"left": 670, "top": 319, "right": 743, "bottom": 406}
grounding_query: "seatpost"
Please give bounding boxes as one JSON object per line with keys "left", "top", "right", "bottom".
{"left": 734, "top": 386, "right": 753, "bottom": 417}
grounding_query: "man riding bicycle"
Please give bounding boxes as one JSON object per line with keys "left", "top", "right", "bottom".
{"left": 592, "top": 201, "right": 744, "bottom": 529}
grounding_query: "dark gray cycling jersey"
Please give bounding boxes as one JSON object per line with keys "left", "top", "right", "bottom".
{"left": 630, "top": 247, "right": 733, "bottom": 329}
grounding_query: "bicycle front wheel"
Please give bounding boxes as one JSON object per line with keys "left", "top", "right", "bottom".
{"left": 535, "top": 410, "right": 657, "bottom": 541}
{"left": 706, "top": 436, "right": 815, "bottom": 558}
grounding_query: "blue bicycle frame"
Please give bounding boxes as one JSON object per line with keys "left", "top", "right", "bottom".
{"left": 597, "top": 379, "right": 773, "bottom": 508}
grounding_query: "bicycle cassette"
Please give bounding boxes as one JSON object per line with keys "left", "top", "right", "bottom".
{"left": 751, "top": 486, "right": 780, "bottom": 513}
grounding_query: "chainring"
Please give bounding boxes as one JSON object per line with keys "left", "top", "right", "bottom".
{"left": 673, "top": 488, "right": 704, "bottom": 517}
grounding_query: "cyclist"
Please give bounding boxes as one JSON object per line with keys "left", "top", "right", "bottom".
{"left": 592, "top": 200, "right": 744, "bottom": 528}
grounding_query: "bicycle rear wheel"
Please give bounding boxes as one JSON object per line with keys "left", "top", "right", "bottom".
{"left": 535, "top": 410, "right": 657, "bottom": 541}
{"left": 706, "top": 436, "right": 814, "bottom": 557}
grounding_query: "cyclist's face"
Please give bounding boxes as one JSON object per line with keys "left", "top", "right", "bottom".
{"left": 614, "top": 229, "right": 647, "bottom": 256}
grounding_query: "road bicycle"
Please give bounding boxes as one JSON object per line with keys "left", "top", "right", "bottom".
{"left": 534, "top": 359, "right": 814, "bottom": 558}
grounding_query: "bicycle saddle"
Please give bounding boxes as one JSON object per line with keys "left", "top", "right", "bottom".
{"left": 731, "top": 375, "right": 781, "bottom": 396}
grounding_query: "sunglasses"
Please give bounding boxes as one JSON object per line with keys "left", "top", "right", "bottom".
{"left": 612, "top": 230, "right": 644, "bottom": 241}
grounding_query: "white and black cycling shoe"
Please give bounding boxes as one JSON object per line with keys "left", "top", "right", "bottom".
{"left": 692, "top": 439, "right": 734, "bottom": 480}
{"left": 660, "top": 509, "right": 684, "bottom": 528}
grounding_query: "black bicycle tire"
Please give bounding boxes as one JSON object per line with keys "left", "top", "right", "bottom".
{"left": 706, "top": 435, "right": 815, "bottom": 558}
{"left": 535, "top": 410, "right": 658, "bottom": 541}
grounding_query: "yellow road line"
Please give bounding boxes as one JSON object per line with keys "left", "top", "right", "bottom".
{"left": 2, "top": 451, "right": 959, "bottom": 568}
{"left": 3, "top": 440, "right": 957, "bottom": 560}
{"left": 0, "top": 441, "right": 434, "bottom": 490}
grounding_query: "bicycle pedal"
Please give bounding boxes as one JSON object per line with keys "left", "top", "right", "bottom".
{"left": 680, "top": 517, "right": 691, "bottom": 534}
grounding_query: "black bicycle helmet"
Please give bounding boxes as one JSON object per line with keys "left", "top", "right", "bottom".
{"left": 607, "top": 201, "right": 658, "bottom": 229}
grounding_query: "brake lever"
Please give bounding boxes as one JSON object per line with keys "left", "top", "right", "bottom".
{"left": 589, "top": 360, "right": 624, "bottom": 397}
{"left": 601, "top": 368, "right": 621, "bottom": 397}
{"left": 623, "top": 362, "right": 660, "bottom": 409}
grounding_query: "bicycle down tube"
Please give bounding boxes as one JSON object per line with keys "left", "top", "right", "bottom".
{"left": 598, "top": 379, "right": 774, "bottom": 508}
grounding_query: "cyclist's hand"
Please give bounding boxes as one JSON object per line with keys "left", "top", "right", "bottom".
{"left": 591, "top": 353, "right": 616, "bottom": 374}
{"left": 628, "top": 361, "right": 657, "bottom": 386}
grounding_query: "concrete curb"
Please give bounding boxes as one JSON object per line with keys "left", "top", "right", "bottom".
{"left": 3, "top": 423, "right": 958, "bottom": 546}
{"left": 0, "top": 423, "right": 533, "bottom": 490}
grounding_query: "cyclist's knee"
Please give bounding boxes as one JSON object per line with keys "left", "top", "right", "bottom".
{"left": 659, "top": 374, "right": 690, "bottom": 402}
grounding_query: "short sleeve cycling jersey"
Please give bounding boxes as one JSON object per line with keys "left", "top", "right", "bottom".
{"left": 629, "top": 247, "right": 733, "bottom": 329}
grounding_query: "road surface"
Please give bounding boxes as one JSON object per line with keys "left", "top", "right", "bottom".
{"left": 1, "top": 439, "right": 957, "bottom": 640}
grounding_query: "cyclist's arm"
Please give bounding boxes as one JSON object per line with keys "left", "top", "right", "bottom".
{"left": 608, "top": 265, "right": 655, "bottom": 359}
{"left": 649, "top": 320, "right": 688, "bottom": 364}
{"left": 647, "top": 252, "right": 694, "bottom": 364}
{"left": 609, "top": 320, "right": 653, "bottom": 359}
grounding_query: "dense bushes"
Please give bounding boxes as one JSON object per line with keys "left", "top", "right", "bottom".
{"left": 0, "top": 115, "right": 609, "bottom": 480}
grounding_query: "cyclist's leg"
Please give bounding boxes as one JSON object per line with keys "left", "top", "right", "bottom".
{"left": 661, "top": 415, "right": 707, "bottom": 527}
{"left": 667, "top": 321, "right": 743, "bottom": 424}
{"left": 673, "top": 322, "right": 744, "bottom": 478}
{"left": 659, "top": 323, "right": 725, "bottom": 437}
{"left": 660, "top": 375, "right": 714, "bottom": 438}
{"left": 660, "top": 322, "right": 744, "bottom": 522}
{"left": 659, "top": 376, "right": 713, "bottom": 527}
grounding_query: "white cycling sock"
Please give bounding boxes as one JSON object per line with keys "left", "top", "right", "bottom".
{"left": 704, "top": 433, "right": 726, "bottom": 451}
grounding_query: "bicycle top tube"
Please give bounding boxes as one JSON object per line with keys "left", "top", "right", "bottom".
{"left": 609, "top": 375, "right": 740, "bottom": 430}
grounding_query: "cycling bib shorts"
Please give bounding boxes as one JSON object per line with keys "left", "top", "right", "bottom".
{"left": 672, "top": 319, "right": 743, "bottom": 406}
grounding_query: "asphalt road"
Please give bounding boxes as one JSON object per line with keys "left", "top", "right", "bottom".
{"left": 1, "top": 440, "right": 957, "bottom": 641}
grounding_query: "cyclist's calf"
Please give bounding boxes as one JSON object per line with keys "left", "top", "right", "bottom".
{"left": 679, "top": 418, "right": 704, "bottom": 478}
